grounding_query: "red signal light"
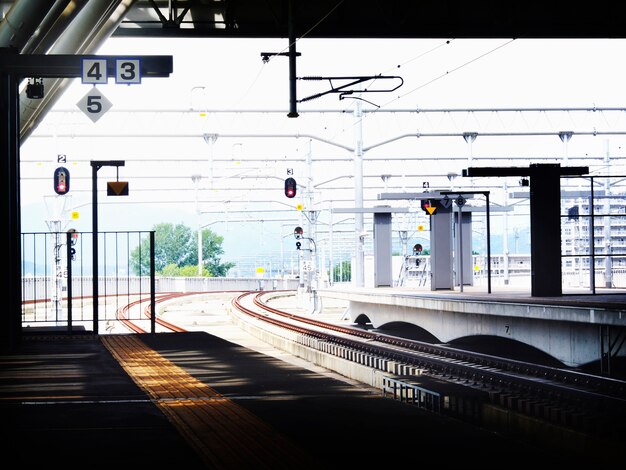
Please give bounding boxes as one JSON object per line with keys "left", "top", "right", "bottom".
{"left": 421, "top": 198, "right": 436, "bottom": 214}
{"left": 284, "top": 177, "right": 297, "bottom": 198}
{"left": 54, "top": 167, "right": 70, "bottom": 195}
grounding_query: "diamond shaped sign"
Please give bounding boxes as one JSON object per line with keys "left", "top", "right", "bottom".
{"left": 76, "top": 87, "right": 112, "bottom": 123}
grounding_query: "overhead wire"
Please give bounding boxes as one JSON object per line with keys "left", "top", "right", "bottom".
{"left": 326, "top": 38, "right": 519, "bottom": 143}
{"left": 379, "top": 38, "right": 518, "bottom": 109}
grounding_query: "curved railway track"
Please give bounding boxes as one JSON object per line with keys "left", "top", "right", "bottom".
{"left": 119, "top": 289, "right": 626, "bottom": 445}
{"left": 116, "top": 291, "right": 188, "bottom": 333}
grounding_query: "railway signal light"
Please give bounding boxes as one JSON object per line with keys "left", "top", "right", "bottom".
{"left": 421, "top": 198, "right": 436, "bottom": 215}
{"left": 53, "top": 167, "right": 70, "bottom": 195}
{"left": 294, "top": 226, "right": 303, "bottom": 239}
{"left": 284, "top": 177, "right": 297, "bottom": 198}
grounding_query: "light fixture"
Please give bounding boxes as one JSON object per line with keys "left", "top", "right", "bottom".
{"left": 203, "top": 133, "right": 218, "bottom": 145}
{"left": 462, "top": 132, "right": 478, "bottom": 144}
{"left": 558, "top": 131, "right": 573, "bottom": 143}
{"left": 26, "top": 78, "right": 44, "bottom": 99}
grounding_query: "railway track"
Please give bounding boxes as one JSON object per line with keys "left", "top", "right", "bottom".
{"left": 119, "top": 289, "right": 626, "bottom": 448}
{"left": 116, "top": 291, "right": 188, "bottom": 333}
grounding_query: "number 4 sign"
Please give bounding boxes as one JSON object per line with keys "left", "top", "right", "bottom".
{"left": 82, "top": 59, "right": 107, "bottom": 84}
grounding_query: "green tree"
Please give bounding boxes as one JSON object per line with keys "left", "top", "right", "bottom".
{"left": 161, "top": 263, "right": 211, "bottom": 277}
{"left": 192, "top": 229, "right": 235, "bottom": 277}
{"left": 130, "top": 223, "right": 234, "bottom": 276}
{"left": 332, "top": 260, "right": 351, "bottom": 282}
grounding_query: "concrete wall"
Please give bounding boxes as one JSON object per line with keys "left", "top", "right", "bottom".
{"left": 21, "top": 276, "right": 300, "bottom": 301}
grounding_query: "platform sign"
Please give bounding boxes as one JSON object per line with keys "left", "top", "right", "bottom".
{"left": 115, "top": 59, "right": 141, "bottom": 84}
{"left": 440, "top": 197, "right": 452, "bottom": 209}
{"left": 81, "top": 59, "right": 108, "bottom": 84}
{"left": 81, "top": 58, "right": 143, "bottom": 84}
{"left": 76, "top": 87, "right": 112, "bottom": 123}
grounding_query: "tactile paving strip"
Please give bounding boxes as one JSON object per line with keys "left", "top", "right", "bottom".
{"left": 102, "top": 334, "right": 310, "bottom": 469}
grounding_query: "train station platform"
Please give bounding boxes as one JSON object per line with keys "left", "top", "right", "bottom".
{"left": 317, "top": 285, "right": 626, "bottom": 370}
{"left": 0, "top": 327, "right": 618, "bottom": 468}
{"left": 319, "top": 283, "right": 626, "bottom": 310}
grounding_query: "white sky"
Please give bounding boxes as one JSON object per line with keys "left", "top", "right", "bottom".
{"left": 19, "top": 36, "right": 626, "bottom": 261}
{"left": 20, "top": 36, "right": 626, "bottom": 115}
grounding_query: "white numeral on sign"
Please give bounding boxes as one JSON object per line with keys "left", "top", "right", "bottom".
{"left": 82, "top": 59, "right": 107, "bottom": 84}
{"left": 116, "top": 59, "right": 141, "bottom": 84}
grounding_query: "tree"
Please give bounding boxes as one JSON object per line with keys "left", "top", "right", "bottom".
{"left": 129, "top": 223, "right": 234, "bottom": 276}
{"left": 192, "top": 229, "right": 235, "bottom": 277}
{"left": 161, "top": 263, "right": 211, "bottom": 277}
{"left": 332, "top": 260, "right": 352, "bottom": 282}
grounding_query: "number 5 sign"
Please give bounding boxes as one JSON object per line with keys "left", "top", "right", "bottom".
{"left": 76, "top": 87, "right": 112, "bottom": 123}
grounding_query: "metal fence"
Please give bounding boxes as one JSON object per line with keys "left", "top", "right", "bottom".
{"left": 560, "top": 175, "right": 626, "bottom": 293}
{"left": 21, "top": 231, "right": 298, "bottom": 333}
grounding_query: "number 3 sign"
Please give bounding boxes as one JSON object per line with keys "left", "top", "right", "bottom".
{"left": 115, "top": 59, "right": 141, "bottom": 84}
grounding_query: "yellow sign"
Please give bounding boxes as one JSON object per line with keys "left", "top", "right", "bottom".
{"left": 426, "top": 206, "right": 436, "bottom": 215}
{"left": 256, "top": 267, "right": 265, "bottom": 273}
{"left": 71, "top": 211, "right": 79, "bottom": 220}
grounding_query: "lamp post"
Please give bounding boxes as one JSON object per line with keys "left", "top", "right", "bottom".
{"left": 90, "top": 160, "right": 125, "bottom": 334}
{"left": 192, "top": 174, "right": 202, "bottom": 275}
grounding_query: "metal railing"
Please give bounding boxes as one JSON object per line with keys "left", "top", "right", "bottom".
{"left": 21, "top": 230, "right": 155, "bottom": 333}
{"left": 21, "top": 230, "right": 300, "bottom": 333}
